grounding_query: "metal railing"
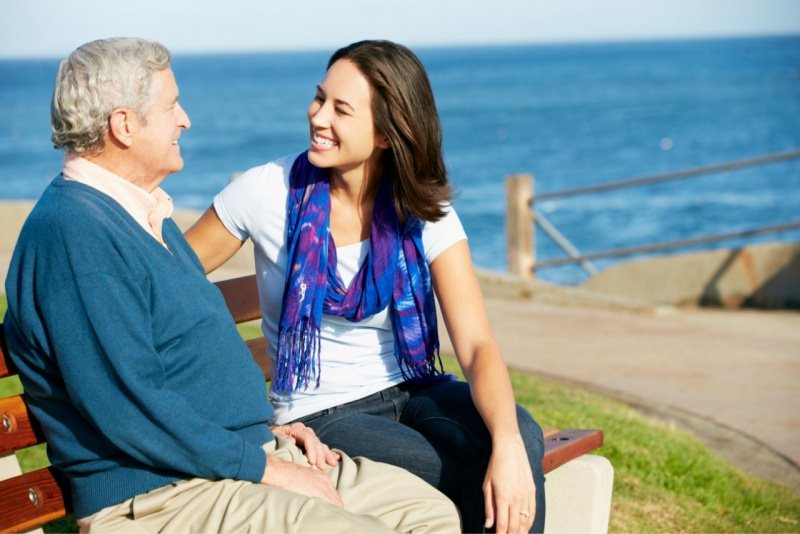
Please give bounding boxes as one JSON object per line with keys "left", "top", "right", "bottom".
{"left": 505, "top": 149, "right": 800, "bottom": 279}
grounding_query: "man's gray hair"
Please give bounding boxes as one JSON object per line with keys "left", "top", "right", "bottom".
{"left": 51, "top": 37, "right": 171, "bottom": 154}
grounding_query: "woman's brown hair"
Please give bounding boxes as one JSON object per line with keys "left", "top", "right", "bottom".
{"left": 328, "top": 40, "right": 452, "bottom": 222}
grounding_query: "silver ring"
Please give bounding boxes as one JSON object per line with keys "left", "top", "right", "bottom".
{"left": 520, "top": 511, "right": 530, "bottom": 518}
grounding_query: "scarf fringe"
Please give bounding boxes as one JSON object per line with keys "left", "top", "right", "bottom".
{"left": 273, "top": 322, "right": 322, "bottom": 394}
{"left": 394, "top": 337, "right": 454, "bottom": 385}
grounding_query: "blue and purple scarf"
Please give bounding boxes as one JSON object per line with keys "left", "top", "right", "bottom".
{"left": 273, "top": 152, "right": 449, "bottom": 393}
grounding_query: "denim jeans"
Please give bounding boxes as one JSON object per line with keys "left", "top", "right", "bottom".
{"left": 295, "top": 380, "right": 546, "bottom": 533}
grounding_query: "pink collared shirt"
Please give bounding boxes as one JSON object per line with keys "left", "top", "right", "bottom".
{"left": 62, "top": 156, "right": 174, "bottom": 247}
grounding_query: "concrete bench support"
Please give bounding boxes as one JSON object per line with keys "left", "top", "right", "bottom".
{"left": 544, "top": 454, "right": 614, "bottom": 534}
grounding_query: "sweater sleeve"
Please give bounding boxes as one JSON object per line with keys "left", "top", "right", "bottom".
{"left": 42, "top": 270, "right": 268, "bottom": 484}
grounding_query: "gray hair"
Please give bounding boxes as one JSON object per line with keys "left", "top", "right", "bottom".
{"left": 51, "top": 37, "right": 172, "bottom": 154}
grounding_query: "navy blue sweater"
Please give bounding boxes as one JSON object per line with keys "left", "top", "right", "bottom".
{"left": 4, "top": 176, "right": 274, "bottom": 518}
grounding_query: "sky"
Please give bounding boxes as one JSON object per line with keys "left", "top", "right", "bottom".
{"left": 1, "top": 0, "right": 799, "bottom": 59}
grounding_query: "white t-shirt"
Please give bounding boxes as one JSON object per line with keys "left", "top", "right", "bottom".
{"left": 214, "top": 154, "right": 467, "bottom": 423}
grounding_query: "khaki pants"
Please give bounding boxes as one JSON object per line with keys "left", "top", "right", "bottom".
{"left": 78, "top": 437, "right": 460, "bottom": 533}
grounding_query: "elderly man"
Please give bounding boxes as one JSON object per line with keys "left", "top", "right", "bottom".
{"left": 3, "top": 37, "right": 459, "bottom": 533}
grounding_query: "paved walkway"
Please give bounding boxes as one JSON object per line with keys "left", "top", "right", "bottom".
{"left": 440, "top": 298, "right": 800, "bottom": 490}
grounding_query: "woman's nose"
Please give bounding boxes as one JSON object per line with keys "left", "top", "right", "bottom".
{"left": 309, "top": 102, "right": 331, "bottom": 127}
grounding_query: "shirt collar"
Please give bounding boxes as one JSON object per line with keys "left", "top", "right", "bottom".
{"left": 62, "top": 155, "right": 174, "bottom": 246}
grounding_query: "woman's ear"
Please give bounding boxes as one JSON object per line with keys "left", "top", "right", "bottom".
{"left": 376, "top": 134, "right": 390, "bottom": 150}
{"left": 108, "top": 109, "right": 135, "bottom": 148}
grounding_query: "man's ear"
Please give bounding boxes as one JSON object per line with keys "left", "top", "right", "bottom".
{"left": 108, "top": 109, "right": 135, "bottom": 148}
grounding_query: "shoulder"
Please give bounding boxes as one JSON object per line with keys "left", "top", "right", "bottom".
{"left": 23, "top": 177, "right": 119, "bottom": 243}
{"left": 421, "top": 203, "right": 467, "bottom": 263}
{"left": 213, "top": 153, "right": 301, "bottom": 239}
{"left": 11, "top": 178, "right": 147, "bottom": 284}
{"left": 421, "top": 202, "right": 464, "bottom": 234}
{"left": 218, "top": 153, "right": 299, "bottom": 203}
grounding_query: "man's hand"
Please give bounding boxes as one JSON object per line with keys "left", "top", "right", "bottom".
{"left": 261, "top": 454, "right": 343, "bottom": 508}
{"left": 271, "top": 422, "right": 340, "bottom": 469}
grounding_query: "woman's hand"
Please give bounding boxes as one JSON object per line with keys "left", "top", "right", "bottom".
{"left": 271, "top": 422, "right": 340, "bottom": 470}
{"left": 483, "top": 434, "right": 536, "bottom": 534}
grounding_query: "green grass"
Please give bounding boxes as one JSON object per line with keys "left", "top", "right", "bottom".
{"left": 2, "top": 295, "right": 798, "bottom": 532}
{"left": 501, "top": 364, "right": 800, "bottom": 532}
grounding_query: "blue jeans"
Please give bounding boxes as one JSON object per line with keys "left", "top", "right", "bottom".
{"left": 295, "top": 380, "right": 546, "bottom": 533}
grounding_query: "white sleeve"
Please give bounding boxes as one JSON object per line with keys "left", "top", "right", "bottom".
{"left": 213, "top": 156, "right": 294, "bottom": 243}
{"left": 213, "top": 164, "right": 270, "bottom": 241}
{"left": 421, "top": 203, "right": 468, "bottom": 264}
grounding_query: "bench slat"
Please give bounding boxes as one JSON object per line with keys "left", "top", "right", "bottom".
{"left": 0, "top": 395, "right": 46, "bottom": 454}
{"left": 215, "top": 275, "right": 261, "bottom": 323}
{"left": 246, "top": 337, "right": 272, "bottom": 380}
{"left": 543, "top": 428, "right": 604, "bottom": 473}
{"left": 0, "top": 467, "right": 69, "bottom": 533}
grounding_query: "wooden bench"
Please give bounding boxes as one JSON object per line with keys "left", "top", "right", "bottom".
{"left": 0, "top": 274, "right": 606, "bottom": 533}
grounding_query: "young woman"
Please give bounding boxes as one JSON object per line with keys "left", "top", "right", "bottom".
{"left": 186, "top": 40, "right": 546, "bottom": 534}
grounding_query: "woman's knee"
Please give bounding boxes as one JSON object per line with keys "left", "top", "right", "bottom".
{"left": 516, "top": 404, "right": 546, "bottom": 461}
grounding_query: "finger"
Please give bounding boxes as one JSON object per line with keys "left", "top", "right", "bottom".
{"left": 309, "top": 441, "right": 331, "bottom": 470}
{"left": 507, "top": 504, "right": 520, "bottom": 534}
{"left": 305, "top": 443, "right": 318, "bottom": 467}
{"left": 290, "top": 422, "right": 307, "bottom": 434}
{"left": 300, "top": 429, "right": 339, "bottom": 467}
{"left": 494, "top": 495, "right": 510, "bottom": 534}
{"left": 483, "top": 483, "right": 495, "bottom": 529}
{"left": 313, "top": 444, "right": 333, "bottom": 469}
{"left": 298, "top": 427, "right": 320, "bottom": 448}
{"left": 324, "top": 446, "right": 341, "bottom": 466}
{"left": 517, "top": 494, "right": 535, "bottom": 533}
{"left": 312, "top": 445, "right": 330, "bottom": 470}
{"left": 525, "top": 499, "right": 536, "bottom": 530}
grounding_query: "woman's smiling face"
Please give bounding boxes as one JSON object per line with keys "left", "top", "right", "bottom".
{"left": 306, "top": 59, "right": 388, "bottom": 179}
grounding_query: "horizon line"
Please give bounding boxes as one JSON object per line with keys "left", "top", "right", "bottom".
{"left": 1, "top": 31, "right": 798, "bottom": 61}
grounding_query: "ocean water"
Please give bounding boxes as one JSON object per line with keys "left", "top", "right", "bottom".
{"left": 2, "top": 36, "right": 799, "bottom": 284}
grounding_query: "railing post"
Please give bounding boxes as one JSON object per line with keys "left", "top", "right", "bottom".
{"left": 506, "top": 174, "right": 535, "bottom": 279}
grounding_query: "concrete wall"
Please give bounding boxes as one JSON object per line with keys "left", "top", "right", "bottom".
{"left": 581, "top": 242, "right": 800, "bottom": 309}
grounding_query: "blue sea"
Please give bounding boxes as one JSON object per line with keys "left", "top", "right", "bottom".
{"left": 2, "top": 36, "right": 799, "bottom": 284}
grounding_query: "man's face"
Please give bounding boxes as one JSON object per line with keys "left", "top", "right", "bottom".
{"left": 131, "top": 68, "right": 191, "bottom": 188}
